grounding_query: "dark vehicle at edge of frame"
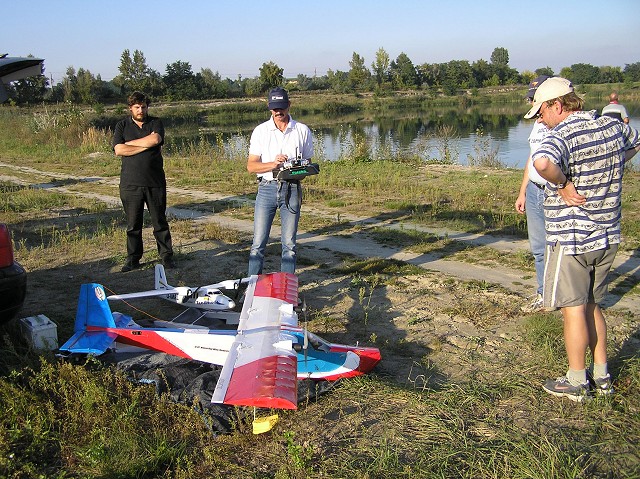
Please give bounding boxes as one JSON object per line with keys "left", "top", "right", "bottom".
{"left": 0, "top": 223, "right": 27, "bottom": 324}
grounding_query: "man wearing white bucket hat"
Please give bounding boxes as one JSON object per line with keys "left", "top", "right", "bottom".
{"left": 525, "top": 77, "right": 640, "bottom": 402}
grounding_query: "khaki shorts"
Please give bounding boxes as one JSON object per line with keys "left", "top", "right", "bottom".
{"left": 543, "top": 242, "right": 618, "bottom": 308}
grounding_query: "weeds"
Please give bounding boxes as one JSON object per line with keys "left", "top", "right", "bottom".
{"left": 0, "top": 359, "right": 211, "bottom": 479}
{"left": 337, "top": 128, "right": 372, "bottom": 162}
{"left": 426, "top": 124, "right": 459, "bottom": 164}
{"left": 16, "top": 220, "right": 123, "bottom": 270}
{"left": 80, "top": 126, "right": 112, "bottom": 153}
{"left": 170, "top": 219, "right": 244, "bottom": 244}
{"left": 29, "top": 103, "right": 84, "bottom": 133}
{"left": 0, "top": 183, "right": 107, "bottom": 215}
{"left": 467, "top": 125, "right": 503, "bottom": 168}
{"left": 282, "top": 431, "right": 314, "bottom": 474}
{"left": 357, "top": 273, "right": 382, "bottom": 330}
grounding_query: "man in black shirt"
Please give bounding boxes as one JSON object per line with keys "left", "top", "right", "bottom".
{"left": 112, "top": 91, "right": 174, "bottom": 272}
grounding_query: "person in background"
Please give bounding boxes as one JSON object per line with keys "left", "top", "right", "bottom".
{"left": 112, "top": 91, "right": 175, "bottom": 272}
{"left": 601, "top": 92, "right": 630, "bottom": 124}
{"left": 246, "top": 87, "right": 314, "bottom": 276}
{"left": 515, "top": 75, "right": 549, "bottom": 313}
{"left": 524, "top": 77, "right": 640, "bottom": 402}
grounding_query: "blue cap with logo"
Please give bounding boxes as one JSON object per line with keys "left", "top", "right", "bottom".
{"left": 525, "top": 75, "right": 550, "bottom": 100}
{"left": 267, "top": 87, "right": 289, "bottom": 110}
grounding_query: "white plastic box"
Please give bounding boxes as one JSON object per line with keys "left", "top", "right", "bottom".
{"left": 19, "top": 314, "right": 58, "bottom": 350}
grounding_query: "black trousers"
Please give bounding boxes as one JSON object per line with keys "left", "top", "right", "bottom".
{"left": 119, "top": 184, "right": 173, "bottom": 264}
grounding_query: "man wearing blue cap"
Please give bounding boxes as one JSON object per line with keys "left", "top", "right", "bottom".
{"left": 515, "top": 75, "right": 550, "bottom": 312}
{"left": 246, "top": 87, "right": 314, "bottom": 276}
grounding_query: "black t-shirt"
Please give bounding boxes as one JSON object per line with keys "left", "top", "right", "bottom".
{"left": 112, "top": 115, "right": 166, "bottom": 187}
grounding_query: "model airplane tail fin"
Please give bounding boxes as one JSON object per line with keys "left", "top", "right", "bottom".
{"left": 155, "top": 264, "right": 169, "bottom": 290}
{"left": 59, "top": 283, "right": 119, "bottom": 356}
{"left": 74, "top": 283, "right": 116, "bottom": 331}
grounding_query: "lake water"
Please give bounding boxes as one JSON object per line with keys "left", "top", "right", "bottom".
{"left": 311, "top": 105, "right": 640, "bottom": 168}
{"left": 315, "top": 119, "right": 536, "bottom": 168}
{"left": 169, "top": 101, "right": 640, "bottom": 169}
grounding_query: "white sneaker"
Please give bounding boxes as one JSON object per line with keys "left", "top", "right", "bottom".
{"left": 521, "top": 293, "right": 544, "bottom": 313}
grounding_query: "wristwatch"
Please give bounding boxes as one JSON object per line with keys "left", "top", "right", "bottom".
{"left": 556, "top": 181, "right": 567, "bottom": 189}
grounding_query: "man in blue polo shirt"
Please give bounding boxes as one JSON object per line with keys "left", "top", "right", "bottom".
{"left": 525, "top": 77, "right": 640, "bottom": 402}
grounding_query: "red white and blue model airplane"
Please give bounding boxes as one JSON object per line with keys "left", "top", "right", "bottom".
{"left": 58, "top": 272, "right": 381, "bottom": 410}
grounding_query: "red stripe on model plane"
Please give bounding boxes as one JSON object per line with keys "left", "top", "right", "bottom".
{"left": 254, "top": 272, "right": 298, "bottom": 305}
{"left": 222, "top": 355, "right": 298, "bottom": 409}
{"left": 89, "top": 327, "right": 193, "bottom": 359}
{"left": 329, "top": 345, "right": 382, "bottom": 374}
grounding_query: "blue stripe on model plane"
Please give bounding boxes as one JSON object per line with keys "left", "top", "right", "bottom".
{"left": 295, "top": 349, "right": 349, "bottom": 374}
{"left": 289, "top": 331, "right": 348, "bottom": 374}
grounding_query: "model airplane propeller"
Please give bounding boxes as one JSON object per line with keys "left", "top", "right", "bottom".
{"left": 299, "top": 298, "right": 309, "bottom": 364}
{"left": 107, "top": 264, "right": 245, "bottom": 312}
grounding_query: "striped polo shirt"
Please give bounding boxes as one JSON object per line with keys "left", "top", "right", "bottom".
{"left": 532, "top": 110, "right": 640, "bottom": 255}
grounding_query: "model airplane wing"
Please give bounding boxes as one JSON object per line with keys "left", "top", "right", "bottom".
{"left": 0, "top": 56, "right": 44, "bottom": 103}
{"left": 212, "top": 273, "right": 300, "bottom": 409}
{"left": 107, "top": 288, "right": 186, "bottom": 300}
{"left": 107, "top": 265, "right": 239, "bottom": 311}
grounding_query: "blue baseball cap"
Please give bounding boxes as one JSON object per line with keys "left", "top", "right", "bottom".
{"left": 525, "top": 75, "right": 550, "bottom": 100}
{"left": 267, "top": 87, "right": 289, "bottom": 110}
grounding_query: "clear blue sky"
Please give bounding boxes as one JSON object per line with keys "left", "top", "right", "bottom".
{"left": 3, "top": 0, "right": 639, "bottom": 85}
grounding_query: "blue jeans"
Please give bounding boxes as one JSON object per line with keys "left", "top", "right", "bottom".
{"left": 525, "top": 181, "right": 546, "bottom": 295}
{"left": 248, "top": 180, "right": 301, "bottom": 275}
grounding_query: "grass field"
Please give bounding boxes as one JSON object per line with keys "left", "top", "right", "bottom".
{"left": 0, "top": 91, "right": 639, "bottom": 478}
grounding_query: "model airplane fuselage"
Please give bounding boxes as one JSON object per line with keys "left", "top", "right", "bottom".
{"left": 107, "top": 264, "right": 237, "bottom": 312}
{"left": 59, "top": 272, "right": 381, "bottom": 410}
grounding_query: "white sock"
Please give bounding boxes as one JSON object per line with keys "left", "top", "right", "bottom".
{"left": 592, "top": 363, "right": 609, "bottom": 379}
{"left": 567, "top": 368, "right": 587, "bottom": 386}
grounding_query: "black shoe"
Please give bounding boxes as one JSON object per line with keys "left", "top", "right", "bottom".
{"left": 121, "top": 261, "right": 140, "bottom": 273}
{"left": 586, "top": 370, "right": 614, "bottom": 396}
{"left": 162, "top": 257, "right": 176, "bottom": 269}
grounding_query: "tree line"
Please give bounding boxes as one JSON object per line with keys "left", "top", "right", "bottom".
{"left": 6, "top": 46, "right": 640, "bottom": 105}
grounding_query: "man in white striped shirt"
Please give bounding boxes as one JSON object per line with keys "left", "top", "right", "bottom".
{"left": 524, "top": 77, "right": 640, "bottom": 402}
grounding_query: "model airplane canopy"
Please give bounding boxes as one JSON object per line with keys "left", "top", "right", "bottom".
{"left": 0, "top": 55, "right": 45, "bottom": 102}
